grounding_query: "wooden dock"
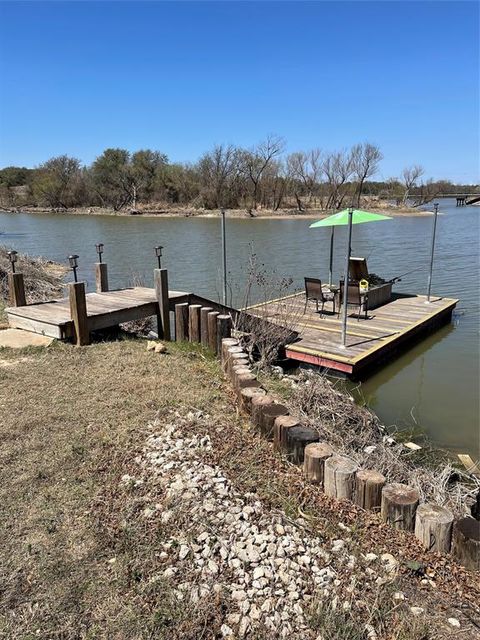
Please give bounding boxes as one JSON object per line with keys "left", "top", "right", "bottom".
{"left": 249, "top": 291, "right": 458, "bottom": 377}
{"left": 5, "top": 287, "right": 196, "bottom": 340}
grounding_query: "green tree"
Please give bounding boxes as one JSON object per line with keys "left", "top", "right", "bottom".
{"left": 32, "top": 155, "right": 83, "bottom": 209}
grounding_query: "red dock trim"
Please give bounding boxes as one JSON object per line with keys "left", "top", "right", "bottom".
{"left": 285, "top": 348, "right": 354, "bottom": 374}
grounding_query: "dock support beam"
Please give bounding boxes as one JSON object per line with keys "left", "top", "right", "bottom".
{"left": 69, "top": 282, "right": 90, "bottom": 346}
{"left": 95, "top": 263, "right": 109, "bottom": 293}
{"left": 7, "top": 272, "right": 26, "bottom": 307}
{"left": 154, "top": 268, "right": 171, "bottom": 340}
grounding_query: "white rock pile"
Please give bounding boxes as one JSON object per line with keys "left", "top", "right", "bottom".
{"left": 120, "top": 412, "right": 434, "bottom": 638}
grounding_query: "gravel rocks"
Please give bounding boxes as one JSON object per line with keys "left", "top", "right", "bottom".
{"left": 127, "top": 414, "right": 444, "bottom": 638}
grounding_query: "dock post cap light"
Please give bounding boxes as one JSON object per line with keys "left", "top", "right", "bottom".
{"left": 7, "top": 250, "right": 18, "bottom": 273}
{"left": 154, "top": 245, "right": 163, "bottom": 269}
{"left": 434, "top": 202, "right": 439, "bottom": 212}
{"left": 68, "top": 254, "right": 79, "bottom": 282}
{"left": 95, "top": 242, "right": 104, "bottom": 263}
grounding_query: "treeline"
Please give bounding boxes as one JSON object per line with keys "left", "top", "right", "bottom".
{"left": 0, "top": 137, "right": 477, "bottom": 212}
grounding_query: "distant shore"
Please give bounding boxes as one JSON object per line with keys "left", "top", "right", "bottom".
{"left": 0, "top": 203, "right": 436, "bottom": 219}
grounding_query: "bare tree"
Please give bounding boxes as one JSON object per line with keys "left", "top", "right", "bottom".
{"left": 197, "top": 144, "right": 239, "bottom": 208}
{"left": 322, "top": 150, "right": 353, "bottom": 210}
{"left": 239, "top": 135, "right": 285, "bottom": 209}
{"left": 351, "top": 142, "right": 383, "bottom": 206}
{"left": 401, "top": 165, "right": 424, "bottom": 205}
{"left": 287, "top": 148, "right": 323, "bottom": 209}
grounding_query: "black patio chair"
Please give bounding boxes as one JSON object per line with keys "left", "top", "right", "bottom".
{"left": 339, "top": 281, "right": 368, "bottom": 320}
{"left": 304, "top": 277, "right": 336, "bottom": 316}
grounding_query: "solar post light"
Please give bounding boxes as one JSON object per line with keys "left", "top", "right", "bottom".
{"left": 154, "top": 245, "right": 163, "bottom": 269}
{"left": 7, "top": 250, "right": 18, "bottom": 273}
{"left": 69, "top": 254, "right": 79, "bottom": 282}
{"left": 95, "top": 242, "right": 104, "bottom": 263}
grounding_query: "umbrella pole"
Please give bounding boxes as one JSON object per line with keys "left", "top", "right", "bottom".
{"left": 341, "top": 207, "right": 354, "bottom": 348}
{"left": 329, "top": 226, "right": 334, "bottom": 286}
{"left": 426, "top": 202, "right": 439, "bottom": 303}
{"left": 221, "top": 208, "right": 227, "bottom": 306}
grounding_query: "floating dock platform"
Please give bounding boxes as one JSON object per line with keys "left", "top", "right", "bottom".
{"left": 249, "top": 292, "right": 458, "bottom": 377}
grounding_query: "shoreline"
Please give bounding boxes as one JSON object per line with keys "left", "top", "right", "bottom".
{"left": 0, "top": 204, "right": 436, "bottom": 220}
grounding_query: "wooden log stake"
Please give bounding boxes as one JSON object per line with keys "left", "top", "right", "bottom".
{"left": 154, "top": 268, "right": 170, "bottom": 340}
{"left": 231, "top": 365, "right": 251, "bottom": 390}
{"left": 188, "top": 304, "right": 202, "bottom": 343}
{"left": 221, "top": 338, "right": 238, "bottom": 367}
{"left": 175, "top": 302, "right": 189, "bottom": 342}
{"left": 355, "top": 469, "right": 386, "bottom": 511}
{"left": 7, "top": 272, "right": 26, "bottom": 307}
{"left": 226, "top": 347, "right": 245, "bottom": 377}
{"left": 324, "top": 455, "right": 358, "bottom": 500}
{"left": 274, "top": 416, "right": 300, "bottom": 452}
{"left": 285, "top": 426, "right": 319, "bottom": 464}
{"left": 95, "top": 262, "right": 109, "bottom": 293}
{"left": 261, "top": 403, "right": 289, "bottom": 440}
{"left": 451, "top": 517, "right": 480, "bottom": 571}
{"left": 304, "top": 442, "right": 334, "bottom": 485}
{"left": 414, "top": 503, "right": 454, "bottom": 553}
{"left": 69, "top": 281, "right": 90, "bottom": 346}
{"left": 251, "top": 394, "right": 275, "bottom": 433}
{"left": 207, "top": 311, "right": 220, "bottom": 353}
{"left": 381, "top": 483, "right": 419, "bottom": 532}
{"left": 217, "top": 314, "right": 232, "bottom": 354}
{"left": 200, "top": 307, "right": 213, "bottom": 347}
{"left": 236, "top": 373, "right": 261, "bottom": 395}
{"left": 239, "top": 387, "right": 266, "bottom": 414}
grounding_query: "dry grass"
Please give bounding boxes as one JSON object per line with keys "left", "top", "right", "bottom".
{"left": 0, "top": 338, "right": 478, "bottom": 638}
{"left": 0, "top": 338, "right": 224, "bottom": 638}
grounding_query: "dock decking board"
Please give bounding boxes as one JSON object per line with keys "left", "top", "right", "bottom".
{"left": 5, "top": 288, "right": 191, "bottom": 339}
{"left": 249, "top": 292, "right": 458, "bottom": 377}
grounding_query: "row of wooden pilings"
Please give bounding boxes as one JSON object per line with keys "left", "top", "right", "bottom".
{"left": 181, "top": 328, "right": 478, "bottom": 572}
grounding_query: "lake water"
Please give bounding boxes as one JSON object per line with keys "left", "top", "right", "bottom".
{"left": 1, "top": 199, "right": 478, "bottom": 458}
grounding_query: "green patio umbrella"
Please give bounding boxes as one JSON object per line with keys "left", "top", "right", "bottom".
{"left": 309, "top": 208, "right": 392, "bottom": 347}
{"left": 309, "top": 209, "right": 392, "bottom": 286}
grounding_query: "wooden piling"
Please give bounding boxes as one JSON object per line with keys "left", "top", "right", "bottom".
{"left": 451, "top": 517, "right": 480, "bottom": 571}
{"left": 216, "top": 314, "right": 232, "bottom": 354}
{"left": 273, "top": 416, "right": 301, "bottom": 452}
{"left": 95, "top": 263, "right": 109, "bottom": 293}
{"left": 221, "top": 337, "right": 239, "bottom": 367}
{"left": 355, "top": 469, "right": 386, "bottom": 511}
{"left": 175, "top": 302, "right": 189, "bottom": 342}
{"left": 381, "top": 483, "right": 419, "bottom": 532}
{"left": 188, "top": 304, "right": 202, "bottom": 343}
{"left": 239, "top": 387, "right": 266, "bottom": 414}
{"left": 200, "top": 307, "right": 213, "bottom": 347}
{"left": 414, "top": 503, "right": 454, "bottom": 553}
{"left": 324, "top": 455, "right": 358, "bottom": 500}
{"left": 251, "top": 394, "right": 276, "bottom": 433}
{"left": 69, "top": 281, "right": 90, "bottom": 346}
{"left": 285, "top": 425, "right": 319, "bottom": 464}
{"left": 154, "top": 268, "right": 170, "bottom": 340}
{"left": 7, "top": 272, "right": 26, "bottom": 307}
{"left": 207, "top": 311, "right": 220, "bottom": 353}
{"left": 303, "top": 442, "right": 334, "bottom": 485}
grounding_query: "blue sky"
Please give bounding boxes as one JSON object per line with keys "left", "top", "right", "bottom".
{"left": 0, "top": 1, "right": 478, "bottom": 182}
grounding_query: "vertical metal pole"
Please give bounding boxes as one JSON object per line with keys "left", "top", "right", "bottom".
{"left": 340, "top": 208, "right": 354, "bottom": 347}
{"left": 426, "top": 202, "right": 439, "bottom": 303}
{"left": 329, "top": 226, "right": 335, "bottom": 286}
{"left": 221, "top": 208, "right": 227, "bottom": 306}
